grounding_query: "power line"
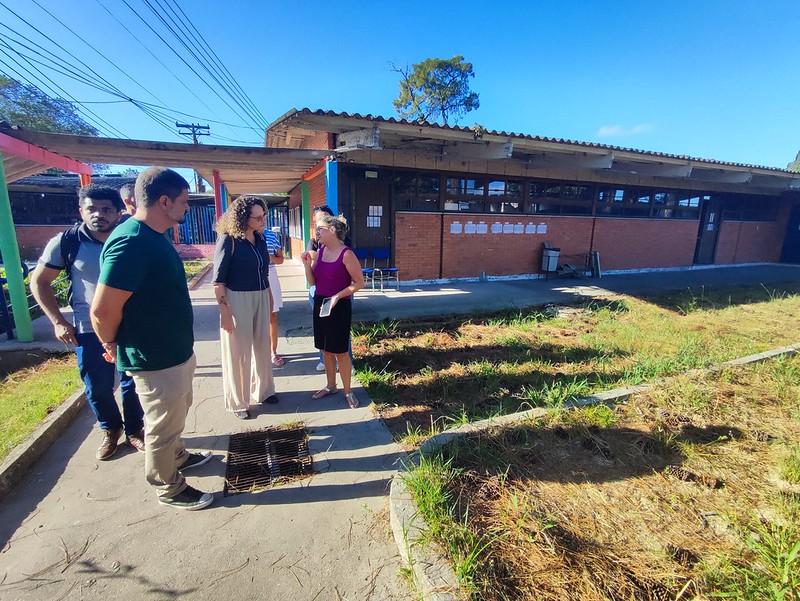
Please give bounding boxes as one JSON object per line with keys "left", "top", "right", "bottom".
{"left": 159, "top": 0, "right": 269, "bottom": 127}
{"left": 89, "top": 0, "right": 237, "bottom": 135}
{"left": 119, "top": 0, "right": 265, "bottom": 132}
{"left": 0, "top": 1, "right": 177, "bottom": 139}
{"left": 29, "top": 0, "right": 166, "bottom": 108}
{"left": 0, "top": 50, "right": 127, "bottom": 138}
{"left": 0, "top": 0, "right": 268, "bottom": 144}
{"left": 146, "top": 0, "right": 266, "bottom": 129}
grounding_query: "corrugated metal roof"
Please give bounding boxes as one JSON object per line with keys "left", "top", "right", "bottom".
{"left": 270, "top": 108, "right": 793, "bottom": 174}
{"left": 10, "top": 174, "right": 135, "bottom": 188}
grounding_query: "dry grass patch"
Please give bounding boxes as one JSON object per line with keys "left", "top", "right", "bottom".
{"left": 403, "top": 356, "right": 800, "bottom": 600}
{"left": 354, "top": 283, "right": 800, "bottom": 447}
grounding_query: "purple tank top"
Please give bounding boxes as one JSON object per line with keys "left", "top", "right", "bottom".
{"left": 314, "top": 246, "right": 353, "bottom": 297}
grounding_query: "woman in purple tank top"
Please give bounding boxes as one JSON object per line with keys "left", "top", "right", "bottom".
{"left": 301, "top": 213, "right": 365, "bottom": 408}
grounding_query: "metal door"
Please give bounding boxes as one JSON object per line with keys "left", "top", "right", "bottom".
{"left": 352, "top": 179, "right": 391, "bottom": 251}
{"left": 780, "top": 205, "right": 800, "bottom": 263}
{"left": 694, "top": 197, "right": 722, "bottom": 264}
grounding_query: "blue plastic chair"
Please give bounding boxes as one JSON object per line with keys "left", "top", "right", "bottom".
{"left": 353, "top": 248, "right": 375, "bottom": 290}
{"left": 372, "top": 248, "right": 399, "bottom": 290}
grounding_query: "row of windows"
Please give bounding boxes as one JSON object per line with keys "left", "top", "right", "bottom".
{"left": 288, "top": 206, "right": 303, "bottom": 239}
{"left": 392, "top": 173, "right": 778, "bottom": 221}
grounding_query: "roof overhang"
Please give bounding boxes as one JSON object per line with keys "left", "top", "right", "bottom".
{"left": 267, "top": 110, "right": 800, "bottom": 194}
{"left": 0, "top": 126, "right": 328, "bottom": 194}
{"left": 0, "top": 131, "right": 92, "bottom": 183}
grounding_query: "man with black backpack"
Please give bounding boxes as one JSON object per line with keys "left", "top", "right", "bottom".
{"left": 31, "top": 184, "right": 144, "bottom": 461}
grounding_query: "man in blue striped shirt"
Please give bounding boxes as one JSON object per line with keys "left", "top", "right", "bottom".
{"left": 262, "top": 225, "right": 285, "bottom": 366}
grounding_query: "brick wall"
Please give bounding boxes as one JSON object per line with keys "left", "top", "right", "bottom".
{"left": 300, "top": 131, "right": 333, "bottom": 150}
{"left": 308, "top": 172, "right": 326, "bottom": 208}
{"left": 175, "top": 244, "right": 215, "bottom": 259}
{"left": 15, "top": 225, "right": 66, "bottom": 260}
{"left": 716, "top": 221, "right": 785, "bottom": 264}
{"left": 395, "top": 213, "right": 707, "bottom": 280}
{"left": 592, "top": 218, "right": 698, "bottom": 270}
{"left": 287, "top": 172, "right": 329, "bottom": 255}
{"left": 395, "top": 213, "right": 443, "bottom": 280}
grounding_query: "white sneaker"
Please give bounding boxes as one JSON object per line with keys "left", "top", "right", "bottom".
{"left": 315, "top": 362, "right": 325, "bottom": 372}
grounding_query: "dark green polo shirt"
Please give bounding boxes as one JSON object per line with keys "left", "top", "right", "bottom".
{"left": 99, "top": 217, "right": 193, "bottom": 372}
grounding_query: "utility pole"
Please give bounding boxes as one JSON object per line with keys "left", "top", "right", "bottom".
{"left": 176, "top": 122, "right": 209, "bottom": 192}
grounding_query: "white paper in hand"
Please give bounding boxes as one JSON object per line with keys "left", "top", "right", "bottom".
{"left": 319, "top": 297, "right": 332, "bottom": 317}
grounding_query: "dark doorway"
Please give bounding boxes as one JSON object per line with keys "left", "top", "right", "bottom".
{"left": 694, "top": 197, "right": 722, "bottom": 264}
{"left": 351, "top": 179, "right": 391, "bottom": 251}
{"left": 780, "top": 205, "right": 800, "bottom": 263}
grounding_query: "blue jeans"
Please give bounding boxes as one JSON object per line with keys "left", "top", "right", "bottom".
{"left": 76, "top": 332, "right": 144, "bottom": 436}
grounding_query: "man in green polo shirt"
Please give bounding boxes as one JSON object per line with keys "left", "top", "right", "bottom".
{"left": 90, "top": 167, "right": 213, "bottom": 511}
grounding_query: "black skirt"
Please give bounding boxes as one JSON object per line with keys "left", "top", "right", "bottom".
{"left": 313, "top": 295, "right": 352, "bottom": 354}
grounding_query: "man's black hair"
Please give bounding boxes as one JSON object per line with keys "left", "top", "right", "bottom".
{"left": 313, "top": 205, "right": 334, "bottom": 216}
{"left": 77, "top": 184, "right": 123, "bottom": 211}
{"left": 135, "top": 167, "right": 190, "bottom": 208}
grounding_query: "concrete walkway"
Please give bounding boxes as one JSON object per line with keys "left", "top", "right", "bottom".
{"left": 0, "top": 262, "right": 412, "bottom": 600}
{"left": 2, "top": 261, "right": 800, "bottom": 600}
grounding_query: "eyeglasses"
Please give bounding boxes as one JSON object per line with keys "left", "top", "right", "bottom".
{"left": 315, "top": 226, "right": 331, "bottom": 233}
{"left": 249, "top": 214, "right": 266, "bottom": 222}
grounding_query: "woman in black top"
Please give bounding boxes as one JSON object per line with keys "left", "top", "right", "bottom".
{"left": 212, "top": 196, "right": 279, "bottom": 419}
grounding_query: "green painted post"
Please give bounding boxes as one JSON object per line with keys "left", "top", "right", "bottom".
{"left": 0, "top": 154, "right": 33, "bottom": 341}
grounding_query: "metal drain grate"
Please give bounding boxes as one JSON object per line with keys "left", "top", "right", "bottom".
{"left": 224, "top": 426, "right": 312, "bottom": 495}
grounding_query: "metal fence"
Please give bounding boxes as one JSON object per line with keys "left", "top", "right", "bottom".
{"left": 177, "top": 205, "right": 217, "bottom": 245}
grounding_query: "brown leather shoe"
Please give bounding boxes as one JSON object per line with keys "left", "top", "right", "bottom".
{"left": 96, "top": 428, "right": 123, "bottom": 460}
{"left": 126, "top": 429, "right": 145, "bottom": 453}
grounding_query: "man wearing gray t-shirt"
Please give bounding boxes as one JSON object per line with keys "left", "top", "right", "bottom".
{"left": 31, "top": 185, "right": 144, "bottom": 461}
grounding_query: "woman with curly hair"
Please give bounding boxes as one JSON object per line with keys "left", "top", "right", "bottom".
{"left": 212, "top": 196, "right": 279, "bottom": 419}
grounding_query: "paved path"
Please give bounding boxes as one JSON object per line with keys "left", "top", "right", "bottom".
{"left": 2, "top": 260, "right": 799, "bottom": 600}
{"left": 0, "top": 262, "right": 413, "bottom": 601}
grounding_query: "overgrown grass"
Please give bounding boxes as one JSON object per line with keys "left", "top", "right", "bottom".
{"left": 0, "top": 355, "right": 80, "bottom": 462}
{"left": 355, "top": 282, "right": 800, "bottom": 446}
{"left": 183, "top": 259, "right": 212, "bottom": 282}
{"left": 401, "top": 354, "right": 800, "bottom": 600}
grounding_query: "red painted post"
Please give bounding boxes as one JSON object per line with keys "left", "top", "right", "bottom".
{"left": 212, "top": 170, "right": 222, "bottom": 222}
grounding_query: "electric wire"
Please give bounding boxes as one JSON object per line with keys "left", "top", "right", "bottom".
{"left": 89, "top": 0, "right": 234, "bottom": 132}
{"left": 0, "top": 1, "right": 177, "bottom": 139}
{"left": 141, "top": 0, "right": 266, "bottom": 130}
{"left": 159, "top": 0, "right": 269, "bottom": 127}
{"left": 119, "top": 0, "right": 264, "bottom": 132}
{"left": 142, "top": 0, "right": 268, "bottom": 130}
{"left": 0, "top": 19, "right": 259, "bottom": 142}
{"left": 29, "top": 0, "right": 166, "bottom": 108}
{"left": 1, "top": 0, "right": 267, "bottom": 144}
{"left": 0, "top": 52, "right": 125, "bottom": 138}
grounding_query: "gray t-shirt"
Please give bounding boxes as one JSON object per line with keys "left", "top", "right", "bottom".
{"left": 39, "top": 225, "right": 103, "bottom": 335}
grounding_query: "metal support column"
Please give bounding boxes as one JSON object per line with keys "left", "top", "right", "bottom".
{"left": 0, "top": 155, "right": 32, "bottom": 341}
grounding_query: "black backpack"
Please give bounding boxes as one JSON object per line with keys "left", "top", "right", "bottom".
{"left": 58, "top": 224, "right": 82, "bottom": 306}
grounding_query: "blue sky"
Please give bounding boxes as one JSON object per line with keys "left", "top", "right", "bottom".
{"left": 2, "top": 0, "right": 798, "bottom": 172}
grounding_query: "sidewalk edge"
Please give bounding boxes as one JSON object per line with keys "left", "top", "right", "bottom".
{"left": 0, "top": 388, "right": 86, "bottom": 503}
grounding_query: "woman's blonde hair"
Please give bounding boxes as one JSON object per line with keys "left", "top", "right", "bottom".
{"left": 216, "top": 196, "right": 266, "bottom": 239}
{"left": 316, "top": 213, "right": 348, "bottom": 242}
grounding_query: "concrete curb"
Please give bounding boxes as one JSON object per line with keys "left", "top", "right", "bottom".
{"left": 388, "top": 342, "right": 800, "bottom": 600}
{"left": 0, "top": 388, "right": 86, "bottom": 503}
{"left": 187, "top": 263, "right": 213, "bottom": 291}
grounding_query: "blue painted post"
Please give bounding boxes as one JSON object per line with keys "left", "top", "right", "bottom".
{"left": 220, "top": 184, "right": 229, "bottom": 212}
{"left": 325, "top": 159, "right": 338, "bottom": 215}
